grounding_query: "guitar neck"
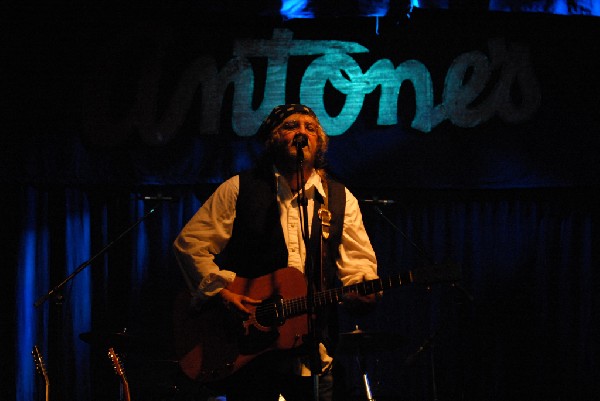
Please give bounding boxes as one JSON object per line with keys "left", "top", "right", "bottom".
{"left": 282, "top": 264, "right": 459, "bottom": 317}
{"left": 122, "top": 381, "right": 131, "bottom": 401}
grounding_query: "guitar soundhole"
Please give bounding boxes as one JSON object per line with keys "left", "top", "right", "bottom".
{"left": 254, "top": 296, "right": 284, "bottom": 328}
{"left": 237, "top": 296, "right": 284, "bottom": 355}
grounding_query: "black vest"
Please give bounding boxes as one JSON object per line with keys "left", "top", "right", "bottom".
{"left": 219, "top": 167, "right": 346, "bottom": 289}
{"left": 218, "top": 166, "right": 347, "bottom": 351}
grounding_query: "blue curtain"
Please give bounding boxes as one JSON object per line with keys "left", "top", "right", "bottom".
{"left": 10, "top": 186, "right": 599, "bottom": 400}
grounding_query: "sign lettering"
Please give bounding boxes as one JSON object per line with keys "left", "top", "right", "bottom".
{"left": 85, "top": 29, "right": 541, "bottom": 145}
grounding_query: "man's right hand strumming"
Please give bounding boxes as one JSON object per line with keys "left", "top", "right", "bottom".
{"left": 219, "top": 288, "right": 261, "bottom": 314}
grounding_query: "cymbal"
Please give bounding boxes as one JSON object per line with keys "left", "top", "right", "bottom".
{"left": 79, "top": 331, "right": 140, "bottom": 349}
{"left": 337, "top": 328, "right": 405, "bottom": 354}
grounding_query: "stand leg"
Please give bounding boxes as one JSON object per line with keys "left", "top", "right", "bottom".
{"left": 355, "top": 355, "right": 376, "bottom": 401}
{"left": 362, "top": 371, "right": 376, "bottom": 401}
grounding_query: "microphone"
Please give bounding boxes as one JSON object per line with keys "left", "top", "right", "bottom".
{"left": 360, "top": 199, "right": 396, "bottom": 205}
{"left": 292, "top": 133, "right": 308, "bottom": 148}
{"left": 137, "top": 194, "right": 179, "bottom": 202}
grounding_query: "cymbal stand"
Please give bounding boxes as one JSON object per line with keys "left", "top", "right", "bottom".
{"left": 356, "top": 350, "right": 376, "bottom": 401}
{"left": 404, "top": 330, "right": 439, "bottom": 401}
{"left": 351, "top": 326, "right": 376, "bottom": 401}
{"left": 430, "top": 343, "right": 438, "bottom": 401}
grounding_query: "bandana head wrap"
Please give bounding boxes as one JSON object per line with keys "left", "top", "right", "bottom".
{"left": 256, "top": 104, "right": 319, "bottom": 141}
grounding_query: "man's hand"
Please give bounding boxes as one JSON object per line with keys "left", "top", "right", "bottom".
{"left": 342, "top": 292, "right": 378, "bottom": 315}
{"left": 219, "top": 288, "right": 261, "bottom": 314}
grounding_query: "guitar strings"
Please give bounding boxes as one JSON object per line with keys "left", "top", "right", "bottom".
{"left": 250, "top": 268, "right": 454, "bottom": 322}
{"left": 251, "top": 280, "right": 385, "bottom": 320}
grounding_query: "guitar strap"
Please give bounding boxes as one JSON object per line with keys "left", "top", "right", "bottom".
{"left": 317, "top": 178, "right": 332, "bottom": 291}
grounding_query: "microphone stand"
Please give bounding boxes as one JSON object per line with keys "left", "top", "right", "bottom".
{"left": 369, "top": 205, "right": 472, "bottom": 401}
{"left": 371, "top": 205, "right": 473, "bottom": 302}
{"left": 295, "top": 142, "right": 320, "bottom": 401}
{"left": 34, "top": 207, "right": 157, "bottom": 308}
{"left": 371, "top": 205, "right": 434, "bottom": 266}
{"left": 33, "top": 206, "right": 157, "bottom": 400}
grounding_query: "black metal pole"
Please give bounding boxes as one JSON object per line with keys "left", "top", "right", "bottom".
{"left": 295, "top": 145, "right": 320, "bottom": 401}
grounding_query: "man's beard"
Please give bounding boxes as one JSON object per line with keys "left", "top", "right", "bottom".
{"left": 273, "top": 142, "right": 312, "bottom": 174}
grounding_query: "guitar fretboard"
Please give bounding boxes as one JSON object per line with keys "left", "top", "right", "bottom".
{"left": 281, "top": 265, "right": 457, "bottom": 318}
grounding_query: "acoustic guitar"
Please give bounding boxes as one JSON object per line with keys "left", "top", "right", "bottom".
{"left": 174, "top": 264, "right": 460, "bottom": 383}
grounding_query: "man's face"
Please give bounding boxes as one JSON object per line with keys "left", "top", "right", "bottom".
{"left": 274, "top": 113, "right": 320, "bottom": 167}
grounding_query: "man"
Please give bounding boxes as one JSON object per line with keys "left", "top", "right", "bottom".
{"left": 173, "top": 104, "right": 378, "bottom": 401}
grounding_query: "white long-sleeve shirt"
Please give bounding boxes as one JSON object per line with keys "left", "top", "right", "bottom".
{"left": 173, "top": 169, "right": 378, "bottom": 300}
{"left": 173, "top": 168, "right": 378, "bottom": 375}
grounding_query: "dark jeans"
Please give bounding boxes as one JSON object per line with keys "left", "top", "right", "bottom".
{"left": 220, "top": 350, "right": 333, "bottom": 401}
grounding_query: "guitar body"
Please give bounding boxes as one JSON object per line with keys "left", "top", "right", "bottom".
{"left": 175, "top": 267, "right": 309, "bottom": 383}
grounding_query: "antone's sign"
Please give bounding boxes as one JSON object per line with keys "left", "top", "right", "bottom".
{"left": 86, "top": 29, "right": 541, "bottom": 146}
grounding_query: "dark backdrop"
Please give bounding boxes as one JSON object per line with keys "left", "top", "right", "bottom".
{"left": 3, "top": 4, "right": 600, "bottom": 401}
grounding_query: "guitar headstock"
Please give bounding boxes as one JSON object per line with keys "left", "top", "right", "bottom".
{"left": 32, "top": 345, "right": 49, "bottom": 384}
{"left": 108, "top": 347, "right": 131, "bottom": 401}
{"left": 108, "top": 347, "right": 127, "bottom": 380}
